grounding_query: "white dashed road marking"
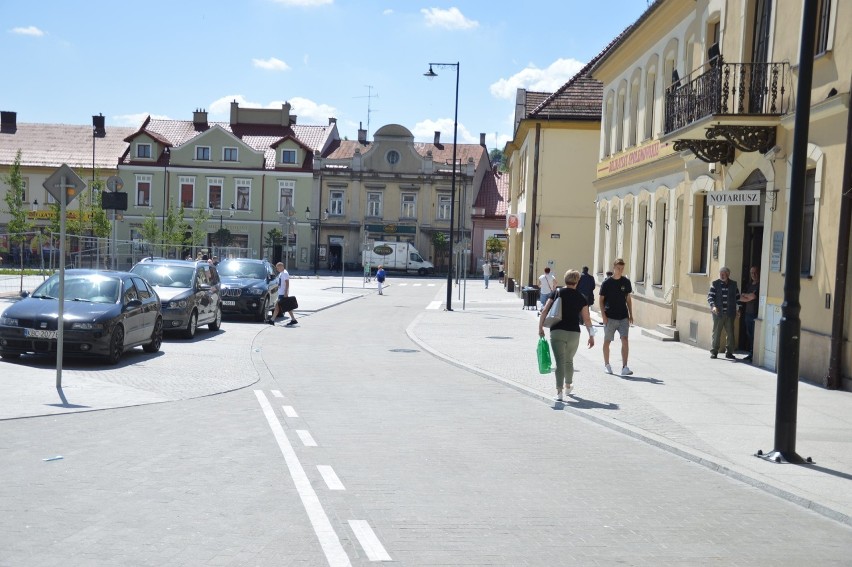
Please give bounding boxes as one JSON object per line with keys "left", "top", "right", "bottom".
{"left": 271, "top": 390, "right": 284, "bottom": 398}
{"left": 426, "top": 301, "right": 443, "bottom": 310}
{"left": 317, "top": 465, "right": 345, "bottom": 490}
{"left": 349, "top": 520, "right": 392, "bottom": 561}
{"left": 283, "top": 405, "right": 298, "bottom": 418}
{"left": 297, "top": 429, "right": 318, "bottom": 447}
{"left": 254, "top": 391, "right": 351, "bottom": 566}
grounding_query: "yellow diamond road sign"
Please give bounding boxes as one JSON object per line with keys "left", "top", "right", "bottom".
{"left": 42, "top": 163, "right": 86, "bottom": 205}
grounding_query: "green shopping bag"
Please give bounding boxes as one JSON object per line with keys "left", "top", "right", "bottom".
{"left": 537, "top": 336, "right": 552, "bottom": 374}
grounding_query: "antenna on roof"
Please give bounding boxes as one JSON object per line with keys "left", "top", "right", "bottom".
{"left": 354, "top": 85, "right": 379, "bottom": 138}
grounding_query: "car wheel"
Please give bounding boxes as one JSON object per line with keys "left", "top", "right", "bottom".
{"left": 418, "top": 268, "right": 427, "bottom": 276}
{"left": 0, "top": 352, "right": 21, "bottom": 360}
{"left": 106, "top": 325, "right": 125, "bottom": 365}
{"left": 254, "top": 296, "right": 269, "bottom": 322}
{"left": 143, "top": 316, "right": 163, "bottom": 353}
{"left": 183, "top": 310, "right": 198, "bottom": 339}
{"left": 209, "top": 305, "right": 222, "bottom": 331}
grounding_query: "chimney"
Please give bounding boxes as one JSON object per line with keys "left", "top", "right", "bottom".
{"left": 358, "top": 122, "right": 367, "bottom": 144}
{"left": 328, "top": 117, "right": 337, "bottom": 125}
{"left": 434, "top": 131, "right": 441, "bottom": 145}
{"left": 230, "top": 100, "right": 240, "bottom": 125}
{"left": 1, "top": 110, "right": 17, "bottom": 133}
{"left": 480, "top": 133, "right": 486, "bottom": 147}
{"left": 193, "top": 108, "right": 208, "bottom": 128}
{"left": 92, "top": 113, "right": 106, "bottom": 137}
{"left": 282, "top": 102, "right": 292, "bottom": 126}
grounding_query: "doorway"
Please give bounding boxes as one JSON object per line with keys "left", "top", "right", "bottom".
{"left": 739, "top": 169, "right": 766, "bottom": 351}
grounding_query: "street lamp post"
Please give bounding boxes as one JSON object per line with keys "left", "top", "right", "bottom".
{"left": 161, "top": 147, "right": 170, "bottom": 255}
{"left": 213, "top": 204, "right": 235, "bottom": 258}
{"left": 424, "top": 61, "right": 460, "bottom": 311}
{"left": 305, "top": 206, "right": 328, "bottom": 275}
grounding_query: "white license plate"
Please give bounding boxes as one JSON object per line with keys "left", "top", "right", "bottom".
{"left": 223, "top": 301, "right": 236, "bottom": 306}
{"left": 25, "top": 328, "right": 58, "bottom": 339}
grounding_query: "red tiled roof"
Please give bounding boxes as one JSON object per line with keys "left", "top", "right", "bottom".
{"left": 122, "top": 119, "right": 333, "bottom": 170}
{"left": 474, "top": 169, "right": 509, "bottom": 218}
{"left": 0, "top": 122, "right": 135, "bottom": 170}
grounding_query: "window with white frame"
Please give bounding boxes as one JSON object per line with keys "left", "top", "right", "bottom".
{"left": 628, "top": 77, "right": 640, "bottom": 147}
{"left": 653, "top": 200, "right": 667, "bottom": 286}
{"left": 207, "top": 177, "right": 223, "bottom": 209}
{"left": 196, "top": 146, "right": 211, "bottom": 161}
{"left": 815, "top": 0, "right": 833, "bottom": 55}
{"left": 366, "top": 192, "right": 382, "bottom": 217}
{"left": 136, "top": 143, "right": 151, "bottom": 159}
{"left": 179, "top": 176, "right": 195, "bottom": 208}
{"left": 437, "top": 194, "right": 451, "bottom": 220}
{"left": 136, "top": 175, "right": 152, "bottom": 207}
{"left": 615, "top": 86, "right": 626, "bottom": 152}
{"left": 692, "top": 194, "right": 710, "bottom": 273}
{"left": 282, "top": 149, "right": 297, "bottom": 164}
{"left": 644, "top": 70, "right": 657, "bottom": 141}
{"left": 19, "top": 177, "right": 29, "bottom": 204}
{"left": 223, "top": 147, "right": 238, "bottom": 162}
{"left": 401, "top": 193, "right": 416, "bottom": 219}
{"left": 278, "top": 179, "right": 295, "bottom": 212}
{"left": 329, "top": 190, "right": 344, "bottom": 216}
{"left": 235, "top": 178, "right": 251, "bottom": 211}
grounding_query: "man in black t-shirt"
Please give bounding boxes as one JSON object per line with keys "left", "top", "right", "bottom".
{"left": 598, "top": 258, "right": 634, "bottom": 376}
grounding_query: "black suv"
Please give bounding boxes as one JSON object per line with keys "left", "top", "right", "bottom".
{"left": 130, "top": 258, "right": 222, "bottom": 338}
{"left": 217, "top": 258, "right": 279, "bottom": 321}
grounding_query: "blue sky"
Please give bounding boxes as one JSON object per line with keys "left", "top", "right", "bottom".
{"left": 3, "top": 0, "right": 649, "bottom": 150}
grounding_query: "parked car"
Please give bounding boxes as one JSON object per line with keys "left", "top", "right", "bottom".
{"left": 0, "top": 269, "right": 163, "bottom": 364}
{"left": 216, "top": 258, "right": 279, "bottom": 321}
{"left": 130, "top": 258, "right": 222, "bottom": 338}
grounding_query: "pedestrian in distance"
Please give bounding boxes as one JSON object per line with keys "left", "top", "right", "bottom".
{"left": 708, "top": 266, "right": 740, "bottom": 359}
{"left": 538, "top": 267, "right": 556, "bottom": 312}
{"left": 739, "top": 266, "right": 760, "bottom": 362}
{"left": 376, "top": 265, "right": 386, "bottom": 295}
{"left": 539, "top": 269, "right": 596, "bottom": 401}
{"left": 268, "top": 262, "right": 298, "bottom": 326}
{"left": 482, "top": 260, "right": 491, "bottom": 288}
{"left": 599, "top": 258, "right": 634, "bottom": 375}
{"left": 577, "top": 266, "right": 596, "bottom": 306}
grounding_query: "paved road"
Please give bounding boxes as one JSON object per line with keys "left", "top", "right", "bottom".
{"left": 1, "top": 277, "right": 851, "bottom": 565}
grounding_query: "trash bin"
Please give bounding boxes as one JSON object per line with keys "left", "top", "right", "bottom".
{"left": 506, "top": 278, "right": 515, "bottom": 293}
{"left": 522, "top": 286, "right": 539, "bottom": 310}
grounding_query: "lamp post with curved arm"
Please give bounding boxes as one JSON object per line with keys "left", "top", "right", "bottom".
{"left": 306, "top": 206, "right": 328, "bottom": 275}
{"left": 424, "top": 61, "right": 459, "bottom": 311}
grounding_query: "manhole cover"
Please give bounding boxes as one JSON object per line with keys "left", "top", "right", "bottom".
{"left": 389, "top": 348, "right": 419, "bottom": 353}
{"left": 487, "top": 336, "right": 513, "bottom": 340}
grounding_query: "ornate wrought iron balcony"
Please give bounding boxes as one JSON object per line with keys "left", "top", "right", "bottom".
{"left": 664, "top": 60, "right": 790, "bottom": 135}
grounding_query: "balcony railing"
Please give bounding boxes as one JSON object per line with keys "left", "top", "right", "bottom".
{"left": 664, "top": 61, "right": 789, "bottom": 134}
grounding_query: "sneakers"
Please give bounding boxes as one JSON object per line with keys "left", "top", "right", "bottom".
{"left": 604, "top": 364, "right": 613, "bottom": 374}
{"left": 725, "top": 352, "right": 736, "bottom": 360}
{"left": 286, "top": 319, "right": 298, "bottom": 326}
{"left": 710, "top": 353, "right": 718, "bottom": 359}
{"left": 564, "top": 383, "right": 574, "bottom": 395}
{"left": 621, "top": 366, "right": 633, "bottom": 376}
{"left": 556, "top": 391, "right": 563, "bottom": 401}
{"left": 266, "top": 319, "right": 275, "bottom": 326}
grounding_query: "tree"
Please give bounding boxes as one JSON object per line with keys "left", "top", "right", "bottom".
{"left": 489, "top": 148, "right": 506, "bottom": 171}
{"left": 432, "top": 231, "right": 449, "bottom": 272}
{"left": 214, "top": 227, "right": 233, "bottom": 248}
{"left": 486, "top": 235, "right": 505, "bottom": 260}
{"left": 1, "top": 150, "right": 33, "bottom": 276}
{"left": 264, "top": 228, "right": 283, "bottom": 260}
{"left": 186, "top": 207, "right": 210, "bottom": 255}
{"left": 140, "top": 211, "right": 161, "bottom": 257}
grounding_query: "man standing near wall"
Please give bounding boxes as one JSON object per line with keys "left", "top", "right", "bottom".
{"left": 708, "top": 266, "right": 739, "bottom": 359}
{"left": 739, "top": 266, "right": 760, "bottom": 362}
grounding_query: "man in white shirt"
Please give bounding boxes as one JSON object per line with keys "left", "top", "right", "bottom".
{"left": 482, "top": 261, "right": 491, "bottom": 288}
{"left": 268, "top": 262, "right": 298, "bottom": 326}
{"left": 538, "top": 267, "right": 556, "bottom": 311}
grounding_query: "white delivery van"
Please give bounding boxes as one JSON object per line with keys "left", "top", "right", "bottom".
{"left": 362, "top": 241, "right": 435, "bottom": 275}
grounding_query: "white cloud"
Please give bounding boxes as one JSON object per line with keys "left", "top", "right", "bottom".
{"left": 382, "top": 9, "right": 393, "bottom": 16}
{"left": 10, "top": 26, "right": 45, "bottom": 37}
{"left": 421, "top": 7, "right": 478, "bottom": 30}
{"left": 270, "top": 0, "right": 332, "bottom": 6}
{"left": 412, "top": 118, "right": 478, "bottom": 145}
{"left": 489, "top": 58, "right": 586, "bottom": 99}
{"left": 113, "top": 113, "right": 170, "bottom": 127}
{"left": 207, "top": 95, "right": 337, "bottom": 125}
{"left": 252, "top": 57, "right": 290, "bottom": 71}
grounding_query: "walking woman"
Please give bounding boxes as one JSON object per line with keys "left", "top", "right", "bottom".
{"left": 538, "top": 269, "right": 595, "bottom": 401}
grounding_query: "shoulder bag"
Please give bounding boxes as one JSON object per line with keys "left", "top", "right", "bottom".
{"left": 543, "top": 292, "right": 562, "bottom": 328}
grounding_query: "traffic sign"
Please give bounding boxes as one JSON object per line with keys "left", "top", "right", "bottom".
{"left": 106, "top": 175, "right": 124, "bottom": 192}
{"left": 42, "top": 164, "right": 86, "bottom": 205}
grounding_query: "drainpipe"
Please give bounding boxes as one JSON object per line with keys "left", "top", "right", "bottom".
{"left": 527, "top": 123, "right": 541, "bottom": 286}
{"left": 827, "top": 79, "right": 852, "bottom": 390}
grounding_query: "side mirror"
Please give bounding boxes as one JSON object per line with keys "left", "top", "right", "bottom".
{"left": 20, "top": 291, "right": 30, "bottom": 298}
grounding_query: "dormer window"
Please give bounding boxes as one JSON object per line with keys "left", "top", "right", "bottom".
{"left": 282, "top": 149, "right": 297, "bottom": 164}
{"left": 223, "top": 147, "right": 238, "bottom": 162}
{"left": 136, "top": 143, "right": 151, "bottom": 159}
{"left": 196, "top": 146, "right": 211, "bottom": 161}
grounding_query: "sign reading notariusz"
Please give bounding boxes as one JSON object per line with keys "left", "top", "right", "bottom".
{"left": 707, "top": 190, "right": 761, "bottom": 206}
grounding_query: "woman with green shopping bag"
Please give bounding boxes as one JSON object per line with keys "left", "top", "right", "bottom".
{"left": 538, "top": 269, "right": 596, "bottom": 401}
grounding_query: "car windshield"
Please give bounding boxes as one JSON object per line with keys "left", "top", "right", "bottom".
{"left": 133, "top": 264, "right": 196, "bottom": 288}
{"left": 31, "top": 274, "right": 120, "bottom": 304}
{"left": 219, "top": 262, "right": 266, "bottom": 279}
